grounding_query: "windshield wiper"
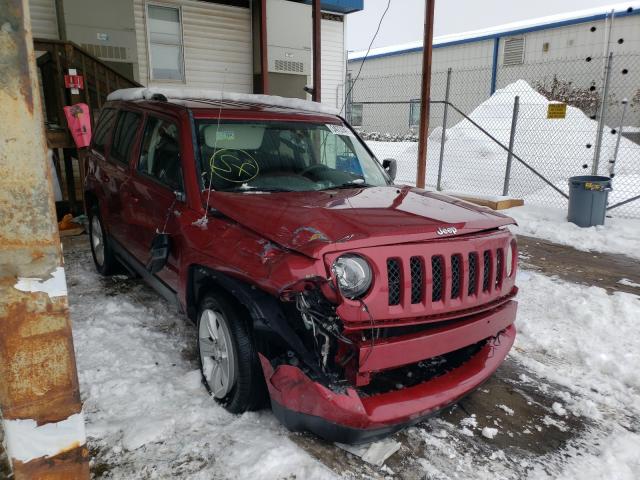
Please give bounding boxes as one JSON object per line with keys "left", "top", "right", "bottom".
{"left": 319, "top": 182, "right": 375, "bottom": 191}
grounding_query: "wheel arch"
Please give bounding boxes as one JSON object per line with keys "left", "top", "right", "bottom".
{"left": 186, "top": 264, "right": 324, "bottom": 377}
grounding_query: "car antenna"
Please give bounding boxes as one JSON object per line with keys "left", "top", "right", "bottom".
{"left": 193, "top": 70, "right": 227, "bottom": 228}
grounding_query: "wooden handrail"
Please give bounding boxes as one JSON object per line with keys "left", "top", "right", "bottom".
{"left": 34, "top": 38, "right": 142, "bottom": 87}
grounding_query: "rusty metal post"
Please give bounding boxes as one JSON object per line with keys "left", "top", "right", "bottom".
{"left": 0, "top": 1, "right": 89, "bottom": 479}
{"left": 259, "top": 0, "right": 269, "bottom": 94}
{"left": 312, "top": 0, "right": 321, "bottom": 102}
{"left": 416, "top": 0, "right": 435, "bottom": 188}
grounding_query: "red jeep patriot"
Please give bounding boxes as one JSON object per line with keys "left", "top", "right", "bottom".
{"left": 85, "top": 88, "right": 518, "bottom": 444}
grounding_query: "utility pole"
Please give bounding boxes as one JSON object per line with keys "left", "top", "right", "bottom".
{"left": 312, "top": 0, "right": 321, "bottom": 102}
{"left": 0, "top": 1, "right": 89, "bottom": 478}
{"left": 416, "top": 0, "right": 435, "bottom": 188}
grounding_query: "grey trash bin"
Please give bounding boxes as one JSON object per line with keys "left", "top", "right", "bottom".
{"left": 567, "top": 175, "right": 612, "bottom": 227}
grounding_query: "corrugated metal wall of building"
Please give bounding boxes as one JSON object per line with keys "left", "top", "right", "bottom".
{"left": 29, "top": 0, "right": 59, "bottom": 39}
{"left": 320, "top": 15, "right": 345, "bottom": 108}
{"left": 133, "top": 0, "right": 253, "bottom": 92}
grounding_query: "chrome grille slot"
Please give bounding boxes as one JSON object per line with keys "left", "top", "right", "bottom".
{"left": 410, "top": 256, "right": 423, "bottom": 304}
{"left": 496, "top": 248, "right": 504, "bottom": 288}
{"left": 431, "top": 256, "right": 444, "bottom": 302}
{"left": 451, "top": 254, "right": 462, "bottom": 299}
{"left": 468, "top": 252, "right": 478, "bottom": 295}
{"left": 387, "top": 258, "right": 401, "bottom": 305}
{"left": 482, "top": 250, "right": 491, "bottom": 292}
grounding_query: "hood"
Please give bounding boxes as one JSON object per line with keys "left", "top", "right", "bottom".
{"left": 206, "top": 186, "right": 515, "bottom": 258}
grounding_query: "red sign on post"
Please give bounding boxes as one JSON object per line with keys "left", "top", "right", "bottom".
{"left": 63, "top": 103, "right": 92, "bottom": 148}
{"left": 64, "top": 74, "right": 84, "bottom": 90}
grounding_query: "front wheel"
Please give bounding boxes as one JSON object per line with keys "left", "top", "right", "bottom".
{"left": 197, "top": 293, "right": 267, "bottom": 413}
{"left": 88, "top": 205, "right": 117, "bottom": 276}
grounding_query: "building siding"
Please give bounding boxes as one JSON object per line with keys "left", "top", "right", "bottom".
{"left": 347, "top": 13, "right": 640, "bottom": 134}
{"left": 320, "top": 16, "right": 345, "bottom": 108}
{"left": 29, "top": 0, "right": 59, "bottom": 39}
{"left": 134, "top": 0, "right": 253, "bottom": 92}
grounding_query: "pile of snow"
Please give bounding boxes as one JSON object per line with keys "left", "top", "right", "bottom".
{"left": 107, "top": 87, "right": 339, "bottom": 115}
{"left": 513, "top": 269, "right": 640, "bottom": 478}
{"left": 504, "top": 204, "right": 640, "bottom": 260}
{"left": 366, "top": 80, "right": 640, "bottom": 217}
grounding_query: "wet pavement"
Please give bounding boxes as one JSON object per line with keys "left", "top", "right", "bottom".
{"left": 517, "top": 235, "right": 640, "bottom": 296}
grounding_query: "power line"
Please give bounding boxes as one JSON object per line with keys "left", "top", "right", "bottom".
{"left": 341, "top": 0, "right": 392, "bottom": 116}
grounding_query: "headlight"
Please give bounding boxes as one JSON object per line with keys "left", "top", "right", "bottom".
{"left": 506, "top": 242, "right": 514, "bottom": 277}
{"left": 332, "top": 254, "right": 372, "bottom": 299}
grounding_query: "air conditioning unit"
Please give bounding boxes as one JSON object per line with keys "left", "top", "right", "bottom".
{"left": 267, "top": 0, "right": 311, "bottom": 76}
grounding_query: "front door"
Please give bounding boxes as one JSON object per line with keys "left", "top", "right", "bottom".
{"left": 123, "top": 114, "right": 186, "bottom": 290}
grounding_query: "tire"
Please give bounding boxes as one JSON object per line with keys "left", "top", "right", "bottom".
{"left": 88, "top": 205, "right": 117, "bottom": 276}
{"left": 197, "top": 292, "right": 267, "bottom": 413}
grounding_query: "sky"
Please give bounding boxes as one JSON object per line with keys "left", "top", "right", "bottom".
{"left": 346, "top": 0, "right": 627, "bottom": 52}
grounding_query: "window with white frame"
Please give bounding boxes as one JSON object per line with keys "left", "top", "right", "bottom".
{"left": 409, "top": 99, "right": 420, "bottom": 127}
{"left": 147, "top": 4, "right": 184, "bottom": 81}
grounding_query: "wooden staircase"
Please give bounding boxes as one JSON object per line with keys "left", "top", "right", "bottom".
{"left": 34, "top": 39, "right": 141, "bottom": 216}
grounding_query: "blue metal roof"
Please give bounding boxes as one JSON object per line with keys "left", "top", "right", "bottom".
{"left": 348, "top": 6, "right": 639, "bottom": 62}
{"left": 302, "top": 0, "right": 363, "bottom": 14}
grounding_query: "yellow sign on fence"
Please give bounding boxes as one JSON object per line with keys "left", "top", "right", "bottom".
{"left": 547, "top": 103, "right": 567, "bottom": 119}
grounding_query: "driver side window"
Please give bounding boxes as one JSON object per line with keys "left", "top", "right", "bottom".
{"left": 320, "top": 131, "right": 363, "bottom": 177}
{"left": 138, "top": 116, "right": 183, "bottom": 191}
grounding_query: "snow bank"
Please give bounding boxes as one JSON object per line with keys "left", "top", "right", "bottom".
{"left": 107, "top": 87, "right": 339, "bottom": 115}
{"left": 513, "top": 269, "right": 640, "bottom": 478}
{"left": 366, "top": 80, "right": 640, "bottom": 217}
{"left": 505, "top": 204, "right": 640, "bottom": 259}
{"left": 515, "top": 270, "right": 640, "bottom": 415}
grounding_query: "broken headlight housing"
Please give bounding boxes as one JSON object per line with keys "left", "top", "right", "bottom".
{"left": 332, "top": 254, "right": 372, "bottom": 299}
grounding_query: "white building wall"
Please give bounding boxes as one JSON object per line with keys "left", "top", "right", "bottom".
{"left": 348, "top": 13, "right": 640, "bottom": 134}
{"left": 134, "top": 0, "right": 253, "bottom": 92}
{"left": 320, "top": 16, "right": 345, "bottom": 109}
{"left": 29, "top": 0, "right": 59, "bottom": 39}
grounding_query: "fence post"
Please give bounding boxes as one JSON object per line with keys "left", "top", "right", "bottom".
{"left": 592, "top": 51, "right": 613, "bottom": 175}
{"left": 503, "top": 95, "right": 520, "bottom": 196}
{"left": 436, "top": 68, "right": 452, "bottom": 191}
{"left": 609, "top": 98, "right": 628, "bottom": 178}
{"left": 0, "top": 0, "right": 89, "bottom": 478}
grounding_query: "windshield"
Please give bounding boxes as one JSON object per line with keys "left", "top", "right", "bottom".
{"left": 195, "top": 120, "right": 389, "bottom": 192}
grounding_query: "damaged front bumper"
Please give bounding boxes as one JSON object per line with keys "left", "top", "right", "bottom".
{"left": 260, "top": 301, "right": 517, "bottom": 444}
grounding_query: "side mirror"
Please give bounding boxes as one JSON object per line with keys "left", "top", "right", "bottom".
{"left": 146, "top": 233, "right": 170, "bottom": 274}
{"left": 382, "top": 159, "right": 397, "bottom": 182}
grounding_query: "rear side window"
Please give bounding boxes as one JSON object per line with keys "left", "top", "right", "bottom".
{"left": 138, "top": 116, "right": 183, "bottom": 191}
{"left": 92, "top": 108, "right": 117, "bottom": 154}
{"left": 110, "top": 111, "right": 142, "bottom": 164}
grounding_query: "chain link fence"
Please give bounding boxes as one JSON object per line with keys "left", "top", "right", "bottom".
{"left": 348, "top": 53, "right": 640, "bottom": 218}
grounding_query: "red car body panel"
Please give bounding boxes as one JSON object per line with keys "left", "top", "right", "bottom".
{"left": 85, "top": 97, "right": 519, "bottom": 443}
{"left": 262, "top": 323, "right": 516, "bottom": 431}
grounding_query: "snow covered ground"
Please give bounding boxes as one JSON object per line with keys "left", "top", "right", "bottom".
{"left": 366, "top": 80, "right": 640, "bottom": 218}
{"left": 62, "top": 234, "right": 640, "bottom": 479}
{"left": 504, "top": 204, "right": 640, "bottom": 260}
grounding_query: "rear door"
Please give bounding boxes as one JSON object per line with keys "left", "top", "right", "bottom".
{"left": 87, "top": 107, "right": 117, "bottom": 220}
{"left": 101, "top": 109, "right": 143, "bottom": 245}
{"left": 123, "top": 113, "right": 186, "bottom": 290}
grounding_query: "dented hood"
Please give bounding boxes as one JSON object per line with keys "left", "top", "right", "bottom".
{"left": 206, "top": 186, "right": 516, "bottom": 258}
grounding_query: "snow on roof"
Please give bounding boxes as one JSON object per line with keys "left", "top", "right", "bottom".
{"left": 107, "top": 87, "right": 340, "bottom": 116}
{"left": 349, "top": 2, "right": 639, "bottom": 61}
